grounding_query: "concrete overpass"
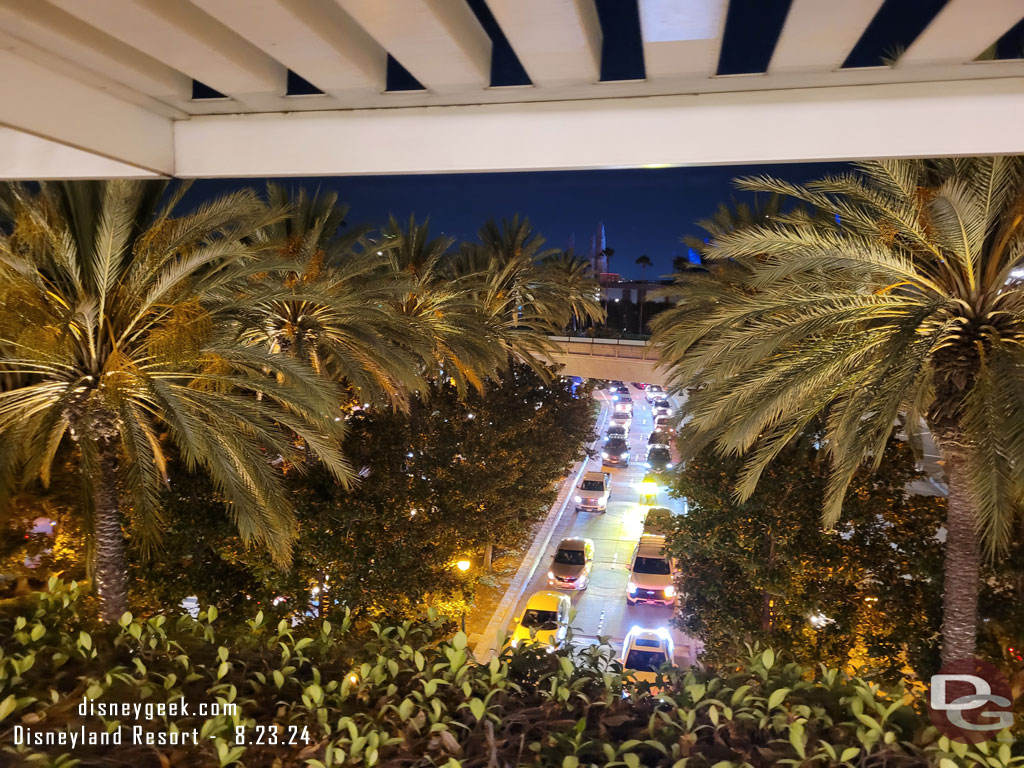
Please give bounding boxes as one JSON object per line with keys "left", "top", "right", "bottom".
{"left": 541, "top": 336, "right": 664, "bottom": 386}
{"left": 1, "top": 0, "right": 1023, "bottom": 179}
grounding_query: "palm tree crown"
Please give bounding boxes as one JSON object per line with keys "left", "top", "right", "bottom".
{"left": 0, "top": 181, "right": 349, "bottom": 620}
{"left": 652, "top": 157, "right": 1024, "bottom": 664}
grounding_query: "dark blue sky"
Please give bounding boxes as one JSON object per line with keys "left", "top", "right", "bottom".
{"left": 188, "top": 161, "right": 845, "bottom": 281}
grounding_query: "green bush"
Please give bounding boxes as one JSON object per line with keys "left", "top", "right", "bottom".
{"left": 0, "top": 581, "right": 1019, "bottom": 767}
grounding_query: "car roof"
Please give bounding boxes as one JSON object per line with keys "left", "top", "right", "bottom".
{"left": 525, "top": 591, "right": 568, "bottom": 611}
{"left": 623, "top": 626, "right": 671, "bottom": 650}
{"left": 557, "top": 537, "right": 591, "bottom": 551}
{"left": 648, "top": 443, "right": 670, "bottom": 452}
{"left": 605, "top": 436, "right": 628, "bottom": 445}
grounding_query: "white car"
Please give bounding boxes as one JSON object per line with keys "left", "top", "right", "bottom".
{"left": 610, "top": 411, "right": 632, "bottom": 430}
{"left": 644, "top": 385, "right": 665, "bottom": 403}
{"left": 627, "top": 534, "right": 677, "bottom": 606}
{"left": 618, "top": 626, "right": 674, "bottom": 683}
{"left": 575, "top": 471, "right": 611, "bottom": 513}
{"left": 548, "top": 537, "right": 595, "bottom": 590}
{"left": 652, "top": 399, "right": 673, "bottom": 417}
{"left": 510, "top": 591, "right": 571, "bottom": 650}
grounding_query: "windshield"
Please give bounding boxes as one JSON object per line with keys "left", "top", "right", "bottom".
{"left": 655, "top": 400, "right": 670, "bottom": 408}
{"left": 605, "top": 439, "right": 627, "bottom": 451}
{"left": 555, "top": 549, "right": 585, "bottom": 565}
{"left": 581, "top": 480, "right": 605, "bottom": 491}
{"left": 648, "top": 432, "right": 669, "bottom": 445}
{"left": 625, "top": 649, "right": 668, "bottom": 672}
{"left": 633, "top": 557, "right": 671, "bottom": 575}
{"left": 608, "top": 427, "right": 625, "bottom": 436}
{"left": 649, "top": 447, "right": 670, "bottom": 458}
{"left": 521, "top": 609, "right": 558, "bottom": 629}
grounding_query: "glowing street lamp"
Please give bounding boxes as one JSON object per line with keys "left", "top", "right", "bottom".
{"left": 456, "top": 559, "right": 471, "bottom": 572}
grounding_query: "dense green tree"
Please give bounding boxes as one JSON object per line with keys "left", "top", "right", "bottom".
{"left": 653, "top": 157, "right": 1024, "bottom": 664}
{"left": 0, "top": 181, "right": 348, "bottom": 622}
{"left": 666, "top": 425, "right": 946, "bottom": 677}
{"left": 132, "top": 364, "right": 596, "bottom": 620}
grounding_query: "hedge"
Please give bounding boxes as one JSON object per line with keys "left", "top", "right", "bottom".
{"left": 0, "top": 580, "right": 1018, "bottom": 767}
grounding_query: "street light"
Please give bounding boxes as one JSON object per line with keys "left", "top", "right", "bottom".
{"left": 455, "top": 559, "right": 471, "bottom": 631}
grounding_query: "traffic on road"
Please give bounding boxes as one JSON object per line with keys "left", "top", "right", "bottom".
{"left": 504, "top": 381, "right": 696, "bottom": 666}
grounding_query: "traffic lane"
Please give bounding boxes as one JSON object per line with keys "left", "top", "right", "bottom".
{"left": 507, "top": 394, "right": 691, "bottom": 664}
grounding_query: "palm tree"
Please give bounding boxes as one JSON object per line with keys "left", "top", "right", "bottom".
{"left": 652, "top": 157, "right": 1024, "bottom": 665}
{"left": 378, "top": 215, "right": 507, "bottom": 396}
{"left": 0, "top": 181, "right": 350, "bottom": 622}
{"left": 244, "top": 185, "right": 424, "bottom": 410}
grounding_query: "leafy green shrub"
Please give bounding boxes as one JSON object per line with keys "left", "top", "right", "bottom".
{"left": 0, "top": 580, "right": 1019, "bottom": 767}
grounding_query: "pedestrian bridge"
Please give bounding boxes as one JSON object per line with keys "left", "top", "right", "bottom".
{"left": 539, "top": 336, "right": 665, "bottom": 386}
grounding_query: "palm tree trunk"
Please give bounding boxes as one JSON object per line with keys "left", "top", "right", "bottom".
{"left": 93, "top": 433, "right": 128, "bottom": 623}
{"left": 937, "top": 439, "right": 980, "bottom": 665}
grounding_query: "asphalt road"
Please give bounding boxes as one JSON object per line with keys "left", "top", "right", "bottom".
{"left": 505, "top": 384, "right": 697, "bottom": 666}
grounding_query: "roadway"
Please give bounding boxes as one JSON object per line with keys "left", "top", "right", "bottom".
{"left": 504, "top": 384, "right": 696, "bottom": 666}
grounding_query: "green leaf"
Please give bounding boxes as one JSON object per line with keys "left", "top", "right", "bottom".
{"left": 762, "top": 648, "right": 775, "bottom": 670}
{"left": 118, "top": 612, "right": 133, "bottom": 628}
{"left": 29, "top": 624, "right": 45, "bottom": 642}
{"left": 840, "top": 747, "right": 861, "bottom": 763}
{"left": 562, "top": 757, "right": 579, "bottom": 768}
{"left": 469, "top": 698, "right": 485, "bottom": 721}
{"left": 767, "top": 687, "right": 790, "bottom": 710}
{"left": 624, "top": 753, "right": 640, "bottom": 768}
{"left": 0, "top": 695, "right": 16, "bottom": 723}
{"left": 207, "top": 605, "right": 218, "bottom": 623}
{"left": 452, "top": 631, "right": 467, "bottom": 650}
{"left": 273, "top": 670, "right": 285, "bottom": 689}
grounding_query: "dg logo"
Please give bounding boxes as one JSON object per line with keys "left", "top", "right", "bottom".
{"left": 929, "top": 658, "right": 1015, "bottom": 743}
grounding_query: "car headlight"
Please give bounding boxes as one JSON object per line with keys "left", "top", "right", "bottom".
{"left": 644, "top": 462, "right": 651, "bottom": 468}
{"left": 510, "top": 638, "right": 519, "bottom": 648}
{"left": 664, "top": 585, "right": 676, "bottom": 598}
{"left": 547, "top": 571, "right": 555, "bottom": 580}
{"left": 601, "top": 452, "right": 609, "bottom": 458}
{"left": 628, "top": 581, "right": 637, "bottom": 594}
{"left": 575, "top": 495, "right": 582, "bottom": 503}
{"left": 598, "top": 497, "right": 606, "bottom": 506}
{"left": 621, "top": 452, "right": 629, "bottom": 459}
{"left": 612, "top": 395, "right": 619, "bottom": 401}
{"left": 666, "top": 463, "right": 674, "bottom": 469}
{"left": 545, "top": 645, "right": 556, "bottom": 654}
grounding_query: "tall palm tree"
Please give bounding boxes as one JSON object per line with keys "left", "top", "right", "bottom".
{"left": 378, "top": 216, "right": 507, "bottom": 396}
{"left": 0, "top": 181, "right": 350, "bottom": 622}
{"left": 244, "top": 185, "right": 424, "bottom": 410}
{"left": 652, "top": 157, "right": 1024, "bottom": 665}
{"left": 459, "top": 217, "right": 603, "bottom": 369}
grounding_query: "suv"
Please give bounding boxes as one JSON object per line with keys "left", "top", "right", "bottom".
{"left": 601, "top": 436, "right": 631, "bottom": 467}
{"left": 613, "top": 393, "right": 634, "bottom": 415}
{"left": 610, "top": 410, "right": 632, "bottom": 430}
{"left": 627, "top": 534, "right": 677, "bottom": 606}
{"left": 605, "top": 423, "right": 627, "bottom": 440}
{"left": 645, "top": 443, "right": 673, "bottom": 472}
{"left": 652, "top": 399, "right": 673, "bottom": 417}
{"left": 575, "top": 471, "right": 611, "bottom": 513}
{"left": 653, "top": 414, "right": 675, "bottom": 434}
{"left": 644, "top": 385, "right": 665, "bottom": 403}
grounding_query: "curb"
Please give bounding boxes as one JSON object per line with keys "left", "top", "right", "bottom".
{"left": 472, "top": 395, "right": 611, "bottom": 662}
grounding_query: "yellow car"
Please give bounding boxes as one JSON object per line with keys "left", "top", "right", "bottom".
{"left": 510, "top": 591, "right": 571, "bottom": 650}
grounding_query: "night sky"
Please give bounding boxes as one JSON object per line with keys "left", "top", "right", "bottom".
{"left": 187, "top": 161, "right": 846, "bottom": 281}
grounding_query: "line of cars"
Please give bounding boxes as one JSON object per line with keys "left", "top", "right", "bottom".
{"left": 509, "top": 381, "right": 680, "bottom": 680}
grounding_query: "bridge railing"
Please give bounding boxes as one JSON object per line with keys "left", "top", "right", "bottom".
{"left": 547, "top": 336, "right": 655, "bottom": 361}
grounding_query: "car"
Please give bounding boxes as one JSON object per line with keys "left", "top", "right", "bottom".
{"left": 645, "top": 444, "right": 673, "bottom": 472}
{"left": 610, "top": 411, "right": 632, "bottom": 430}
{"left": 648, "top": 430, "right": 670, "bottom": 446}
{"left": 548, "top": 537, "right": 594, "bottom": 590}
{"left": 609, "top": 380, "right": 626, "bottom": 390}
{"left": 575, "top": 471, "right": 611, "bottom": 513}
{"left": 611, "top": 385, "right": 631, "bottom": 402}
{"left": 643, "top": 507, "right": 676, "bottom": 535}
{"left": 510, "top": 591, "right": 571, "bottom": 650}
{"left": 613, "top": 393, "right": 633, "bottom": 415}
{"left": 601, "top": 436, "right": 631, "bottom": 467}
{"left": 627, "top": 533, "right": 677, "bottom": 606}
{"left": 605, "top": 423, "right": 627, "bottom": 440}
{"left": 652, "top": 414, "right": 675, "bottom": 434}
{"left": 644, "top": 385, "right": 665, "bottom": 403}
{"left": 652, "top": 399, "right": 673, "bottom": 417}
{"left": 618, "top": 626, "right": 674, "bottom": 683}
{"left": 630, "top": 382, "right": 647, "bottom": 390}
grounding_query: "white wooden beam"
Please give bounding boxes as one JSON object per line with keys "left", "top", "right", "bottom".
{"left": 173, "top": 78, "right": 1024, "bottom": 178}
{"left": 770, "top": 0, "right": 885, "bottom": 73}
{"left": 334, "top": 0, "right": 491, "bottom": 93}
{"left": 898, "top": 0, "right": 1024, "bottom": 67}
{"left": 485, "top": 0, "right": 600, "bottom": 87}
{"left": 638, "top": 0, "right": 727, "bottom": 80}
{"left": 0, "top": 47, "right": 173, "bottom": 175}
{"left": 47, "top": 0, "right": 285, "bottom": 106}
{"left": 0, "top": 0, "right": 190, "bottom": 102}
{"left": 189, "top": 0, "right": 386, "bottom": 99}
{"left": 0, "top": 127, "right": 162, "bottom": 179}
